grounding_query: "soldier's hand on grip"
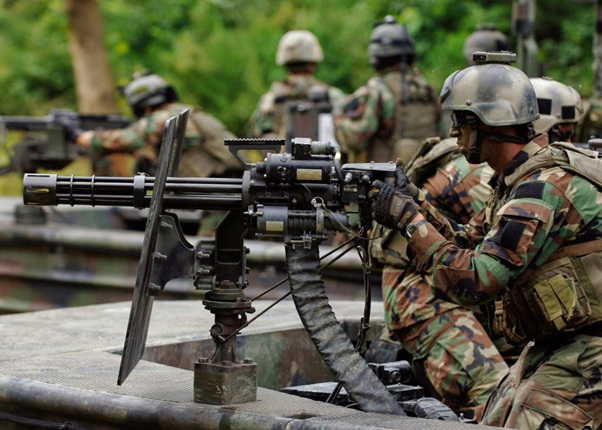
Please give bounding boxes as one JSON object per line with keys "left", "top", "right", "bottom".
{"left": 370, "top": 180, "right": 421, "bottom": 233}
{"left": 394, "top": 158, "right": 425, "bottom": 204}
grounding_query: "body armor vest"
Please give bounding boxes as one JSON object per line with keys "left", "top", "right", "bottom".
{"left": 491, "top": 143, "right": 602, "bottom": 343}
{"left": 369, "top": 70, "right": 439, "bottom": 165}
{"left": 267, "top": 79, "right": 333, "bottom": 141}
{"left": 169, "top": 103, "right": 241, "bottom": 178}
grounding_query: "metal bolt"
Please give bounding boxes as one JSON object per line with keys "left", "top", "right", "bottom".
{"left": 250, "top": 180, "right": 255, "bottom": 185}
{"left": 148, "top": 283, "right": 161, "bottom": 296}
{"left": 154, "top": 252, "right": 167, "bottom": 261}
{"left": 197, "top": 357, "right": 210, "bottom": 364}
{"left": 243, "top": 358, "right": 254, "bottom": 364}
{"left": 160, "top": 221, "right": 172, "bottom": 229}
{"left": 221, "top": 360, "right": 232, "bottom": 366}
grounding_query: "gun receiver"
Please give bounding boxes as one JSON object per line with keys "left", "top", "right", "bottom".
{"left": 23, "top": 111, "right": 404, "bottom": 413}
{"left": 0, "top": 109, "right": 132, "bottom": 174}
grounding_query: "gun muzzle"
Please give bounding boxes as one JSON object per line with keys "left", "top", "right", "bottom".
{"left": 23, "top": 174, "right": 58, "bottom": 206}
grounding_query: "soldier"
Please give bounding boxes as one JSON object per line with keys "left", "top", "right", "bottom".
{"left": 463, "top": 25, "right": 509, "bottom": 66}
{"left": 369, "top": 54, "right": 602, "bottom": 428}
{"left": 531, "top": 77, "right": 583, "bottom": 143}
{"left": 371, "top": 138, "right": 508, "bottom": 415}
{"left": 335, "top": 16, "right": 440, "bottom": 164}
{"left": 249, "top": 30, "right": 345, "bottom": 142}
{"left": 75, "top": 72, "right": 242, "bottom": 178}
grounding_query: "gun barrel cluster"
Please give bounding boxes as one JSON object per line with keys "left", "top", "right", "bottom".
{"left": 23, "top": 174, "right": 243, "bottom": 210}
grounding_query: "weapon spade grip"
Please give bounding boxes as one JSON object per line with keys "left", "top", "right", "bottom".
{"left": 23, "top": 174, "right": 58, "bottom": 206}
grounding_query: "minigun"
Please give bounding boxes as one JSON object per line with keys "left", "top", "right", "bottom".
{"left": 23, "top": 110, "right": 408, "bottom": 416}
{"left": 0, "top": 109, "right": 132, "bottom": 174}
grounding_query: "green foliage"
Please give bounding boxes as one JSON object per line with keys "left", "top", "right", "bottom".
{"left": 0, "top": 0, "right": 596, "bottom": 139}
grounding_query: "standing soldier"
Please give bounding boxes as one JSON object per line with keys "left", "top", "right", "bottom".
{"left": 370, "top": 53, "right": 602, "bottom": 428}
{"left": 371, "top": 138, "right": 509, "bottom": 416}
{"left": 249, "top": 30, "right": 345, "bottom": 144}
{"left": 335, "top": 16, "right": 440, "bottom": 164}
{"left": 74, "top": 71, "right": 242, "bottom": 179}
{"left": 530, "top": 77, "right": 584, "bottom": 143}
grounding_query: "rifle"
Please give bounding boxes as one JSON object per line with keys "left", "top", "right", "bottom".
{"left": 23, "top": 110, "right": 408, "bottom": 416}
{"left": 0, "top": 109, "right": 132, "bottom": 174}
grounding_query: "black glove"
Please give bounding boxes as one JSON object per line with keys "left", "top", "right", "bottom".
{"left": 394, "top": 158, "right": 424, "bottom": 204}
{"left": 370, "top": 180, "right": 421, "bottom": 233}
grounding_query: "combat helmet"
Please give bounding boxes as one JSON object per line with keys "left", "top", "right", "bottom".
{"left": 369, "top": 15, "right": 416, "bottom": 67}
{"left": 463, "top": 24, "right": 509, "bottom": 66}
{"left": 123, "top": 71, "right": 179, "bottom": 117}
{"left": 276, "top": 30, "right": 324, "bottom": 66}
{"left": 440, "top": 52, "right": 539, "bottom": 162}
{"left": 440, "top": 53, "right": 539, "bottom": 127}
{"left": 530, "top": 77, "right": 583, "bottom": 141}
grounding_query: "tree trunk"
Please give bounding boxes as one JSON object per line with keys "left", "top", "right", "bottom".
{"left": 66, "top": 0, "right": 119, "bottom": 114}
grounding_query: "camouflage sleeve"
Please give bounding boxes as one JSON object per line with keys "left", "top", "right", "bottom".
{"left": 424, "top": 159, "right": 494, "bottom": 224}
{"left": 90, "top": 110, "right": 170, "bottom": 156}
{"left": 410, "top": 174, "right": 601, "bottom": 306}
{"left": 334, "top": 78, "right": 395, "bottom": 153}
{"left": 414, "top": 200, "right": 467, "bottom": 244}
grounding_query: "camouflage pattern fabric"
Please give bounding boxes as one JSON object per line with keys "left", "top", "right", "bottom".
{"left": 89, "top": 103, "right": 241, "bottom": 178}
{"left": 481, "top": 335, "right": 602, "bottom": 428}
{"left": 250, "top": 75, "right": 345, "bottom": 138}
{"left": 380, "top": 149, "right": 508, "bottom": 414}
{"left": 335, "top": 74, "right": 396, "bottom": 158}
{"left": 399, "top": 308, "right": 510, "bottom": 414}
{"left": 409, "top": 136, "right": 602, "bottom": 310}
{"left": 335, "top": 67, "right": 439, "bottom": 163}
{"left": 422, "top": 153, "right": 494, "bottom": 224}
{"left": 406, "top": 134, "right": 602, "bottom": 428}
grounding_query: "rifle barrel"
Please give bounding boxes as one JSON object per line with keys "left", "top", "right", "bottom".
{"left": 0, "top": 116, "right": 56, "bottom": 132}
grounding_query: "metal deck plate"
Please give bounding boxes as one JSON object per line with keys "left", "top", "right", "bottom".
{"left": 0, "top": 301, "right": 499, "bottom": 429}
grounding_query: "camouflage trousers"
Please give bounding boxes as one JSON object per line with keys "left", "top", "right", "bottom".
{"left": 395, "top": 308, "right": 509, "bottom": 414}
{"left": 481, "top": 334, "right": 602, "bottom": 429}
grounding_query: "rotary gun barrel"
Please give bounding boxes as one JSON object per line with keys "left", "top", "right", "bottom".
{"left": 23, "top": 174, "right": 244, "bottom": 210}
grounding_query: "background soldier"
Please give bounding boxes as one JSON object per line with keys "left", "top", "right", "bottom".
{"left": 463, "top": 24, "right": 509, "bottom": 66}
{"left": 371, "top": 138, "right": 508, "bottom": 416}
{"left": 370, "top": 55, "right": 602, "bottom": 428}
{"left": 335, "top": 16, "right": 440, "bottom": 164}
{"left": 435, "top": 24, "right": 510, "bottom": 138}
{"left": 530, "top": 77, "right": 583, "bottom": 143}
{"left": 249, "top": 30, "right": 345, "bottom": 142}
{"left": 75, "top": 71, "right": 242, "bottom": 178}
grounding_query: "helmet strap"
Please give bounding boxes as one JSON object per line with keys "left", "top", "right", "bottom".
{"left": 465, "top": 120, "right": 532, "bottom": 164}
{"left": 466, "top": 128, "right": 483, "bottom": 164}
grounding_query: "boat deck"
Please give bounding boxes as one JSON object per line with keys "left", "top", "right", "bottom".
{"left": 0, "top": 300, "right": 498, "bottom": 429}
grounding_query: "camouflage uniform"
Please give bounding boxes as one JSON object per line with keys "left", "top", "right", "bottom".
{"left": 250, "top": 75, "right": 346, "bottom": 139}
{"left": 335, "top": 68, "right": 439, "bottom": 164}
{"left": 89, "top": 102, "right": 242, "bottom": 178}
{"left": 405, "top": 137, "right": 602, "bottom": 428}
{"left": 375, "top": 137, "right": 508, "bottom": 413}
